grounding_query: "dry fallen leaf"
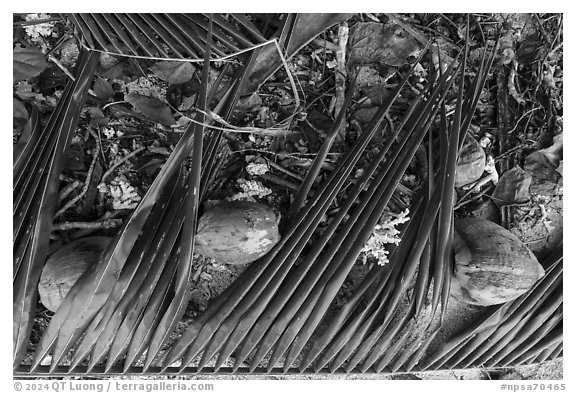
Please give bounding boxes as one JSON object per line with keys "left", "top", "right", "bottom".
{"left": 149, "top": 60, "right": 196, "bottom": 84}
{"left": 125, "top": 92, "right": 176, "bottom": 126}
{"left": 13, "top": 45, "right": 48, "bottom": 82}
{"left": 348, "top": 22, "right": 420, "bottom": 67}
{"left": 13, "top": 98, "right": 29, "bottom": 133}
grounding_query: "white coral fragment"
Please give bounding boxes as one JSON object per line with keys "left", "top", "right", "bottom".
{"left": 24, "top": 14, "right": 55, "bottom": 40}
{"left": 246, "top": 162, "right": 270, "bottom": 176}
{"left": 99, "top": 176, "right": 141, "bottom": 210}
{"left": 231, "top": 179, "right": 272, "bottom": 200}
{"left": 240, "top": 180, "right": 272, "bottom": 197}
{"left": 361, "top": 209, "right": 410, "bottom": 266}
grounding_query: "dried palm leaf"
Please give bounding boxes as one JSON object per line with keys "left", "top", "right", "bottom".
{"left": 30, "top": 63, "right": 210, "bottom": 372}
{"left": 142, "top": 17, "right": 214, "bottom": 371}
{"left": 30, "top": 13, "right": 285, "bottom": 373}
{"left": 292, "top": 66, "right": 460, "bottom": 373}
{"left": 69, "top": 170, "right": 186, "bottom": 371}
{"left": 301, "top": 29, "right": 498, "bottom": 374}
{"left": 13, "top": 50, "right": 99, "bottom": 368}
{"left": 64, "top": 13, "right": 266, "bottom": 61}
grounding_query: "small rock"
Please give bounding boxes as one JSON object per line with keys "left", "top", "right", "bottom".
{"left": 492, "top": 166, "right": 532, "bottom": 209}
{"left": 64, "top": 139, "right": 85, "bottom": 171}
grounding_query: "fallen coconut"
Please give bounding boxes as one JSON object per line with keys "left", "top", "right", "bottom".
{"left": 38, "top": 236, "right": 111, "bottom": 312}
{"left": 455, "top": 133, "right": 486, "bottom": 188}
{"left": 194, "top": 200, "right": 280, "bottom": 264}
{"left": 450, "top": 217, "right": 544, "bottom": 306}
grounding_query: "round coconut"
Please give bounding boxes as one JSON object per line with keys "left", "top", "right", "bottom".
{"left": 450, "top": 217, "right": 545, "bottom": 306}
{"left": 38, "top": 236, "right": 111, "bottom": 312}
{"left": 194, "top": 200, "right": 280, "bottom": 264}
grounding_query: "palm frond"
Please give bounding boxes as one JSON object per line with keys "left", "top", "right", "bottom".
{"left": 30, "top": 71, "right": 210, "bottom": 372}
{"left": 30, "top": 14, "right": 281, "bottom": 373}
{"left": 64, "top": 13, "right": 266, "bottom": 61}
{"left": 298, "top": 31, "right": 498, "bottom": 374}
{"left": 288, "top": 72, "right": 357, "bottom": 217}
{"left": 95, "top": 198, "right": 183, "bottom": 371}
{"left": 13, "top": 50, "right": 99, "bottom": 368}
{"left": 290, "top": 60, "right": 459, "bottom": 372}
{"left": 13, "top": 105, "right": 40, "bottom": 185}
{"left": 67, "top": 169, "right": 185, "bottom": 371}
{"left": 142, "top": 16, "right": 214, "bottom": 371}
{"left": 323, "top": 72, "right": 460, "bottom": 373}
